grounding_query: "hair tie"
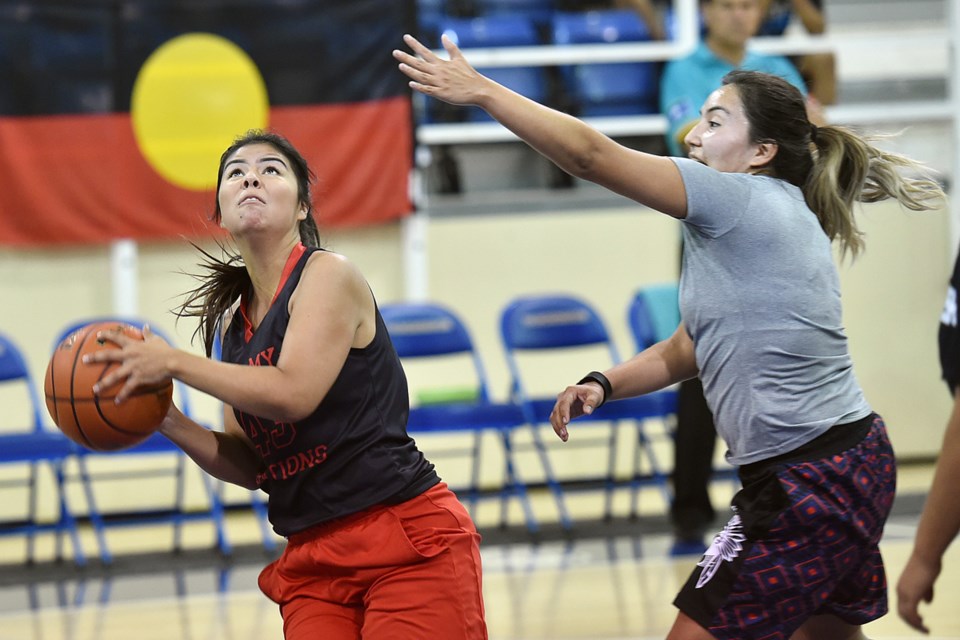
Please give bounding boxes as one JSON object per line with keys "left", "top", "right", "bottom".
{"left": 810, "top": 123, "right": 819, "bottom": 143}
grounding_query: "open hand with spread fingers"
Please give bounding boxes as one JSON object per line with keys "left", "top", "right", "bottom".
{"left": 393, "top": 33, "right": 493, "bottom": 107}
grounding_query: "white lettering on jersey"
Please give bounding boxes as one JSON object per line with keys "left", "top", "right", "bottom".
{"left": 942, "top": 286, "right": 957, "bottom": 327}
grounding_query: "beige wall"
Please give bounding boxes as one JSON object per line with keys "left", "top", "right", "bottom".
{"left": 0, "top": 197, "right": 951, "bottom": 476}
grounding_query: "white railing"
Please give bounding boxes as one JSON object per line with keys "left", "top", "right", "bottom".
{"left": 405, "top": 0, "right": 959, "bottom": 299}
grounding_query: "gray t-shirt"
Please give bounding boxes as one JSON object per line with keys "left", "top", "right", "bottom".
{"left": 673, "top": 158, "right": 872, "bottom": 465}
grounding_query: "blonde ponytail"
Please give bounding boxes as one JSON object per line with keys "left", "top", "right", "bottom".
{"left": 803, "top": 126, "right": 945, "bottom": 259}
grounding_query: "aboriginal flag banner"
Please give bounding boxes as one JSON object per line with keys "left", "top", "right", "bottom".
{"left": 0, "top": 0, "right": 416, "bottom": 246}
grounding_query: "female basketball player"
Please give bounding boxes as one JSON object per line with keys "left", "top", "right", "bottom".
{"left": 394, "top": 34, "right": 943, "bottom": 640}
{"left": 86, "top": 130, "right": 487, "bottom": 640}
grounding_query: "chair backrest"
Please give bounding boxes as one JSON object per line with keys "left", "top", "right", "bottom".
{"left": 500, "top": 294, "right": 620, "bottom": 399}
{"left": 551, "top": 10, "right": 659, "bottom": 115}
{"left": 417, "top": 0, "right": 447, "bottom": 47}
{"left": 552, "top": 9, "right": 651, "bottom": 44}
{"left": 0, "top": 331, "right": 45, "bottom": 433}
{"left": 381, "top": 302, "right": 492, "bottom": 404}
{"left": 500, "top": 294, "right": 612, "bottom": 350}
{"left": 432, "top": 15, "right": 548, "bottom": 121}
{"left": 628, "top": 283, "right": 680, "bottom": 351}
{"left": 441, "top": 15, "right": 540, "bottom": 48}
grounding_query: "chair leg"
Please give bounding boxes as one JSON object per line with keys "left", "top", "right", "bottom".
{"left": 466, "top": 430, "right": 483, "bottom": 520}
{"left": 204, "top": 475, "right": 231, "bottom": 555}
{"left": 603, "top": 422, "right": 619, "bottom": 521}
{"left": 27, "top": 463, "right": 38, "bottom": 564}
{"left": 527, "top": 424, "right": 572, "bottom": 530}
{"left": 639, "top": 422, "right": 672, "bottom": 510}
{"left": 251, "top": 492, "right": 277, "bottom": 552}
{"left": 499, "top": 429, "right": 539, "bottom": 534}
{"left": 53, "top": 460, "right": 86, "bottom": 566}
{"left": 77, "top": 456, "right": 112, "bottom": 564}
{"left": 173, "top": 455, "right": 187, "bottom": 553}
{"left": 629, "top": 425, "right": 644, "bottom": 520}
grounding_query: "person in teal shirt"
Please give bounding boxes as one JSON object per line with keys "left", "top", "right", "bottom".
{"left": 660, "top": 0, "right": 813, "bottom": 156}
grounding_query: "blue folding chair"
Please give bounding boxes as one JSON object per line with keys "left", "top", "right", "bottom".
{"left": 381, "top": 301, "right": 538, "bottom": 533}
{"left": 500, "top": 294, "right": 674, "bottom": 529}
{"left": 439, "top": 15, "right": 548, "bottom": 122}
{"left": 628, "top": 283, "right": 681, "bottom": 351}
{"left": 552, "top": 10, "right": 660, "bottom": 116}
{"left": 51, "top": 317, "right": 230, "bottom": 563}
{"left": 629, "top": 284, "right": 740, "bottom": 496}
{"left": 0, "top": 331, "right": 86, "bottom": 565}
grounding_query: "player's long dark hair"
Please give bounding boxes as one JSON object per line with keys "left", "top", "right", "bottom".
{"left": 723, "top": 70, "right": 944, "bottom": 258}
{"left": 177, "top": 130, "right": 321, "bottom": 356}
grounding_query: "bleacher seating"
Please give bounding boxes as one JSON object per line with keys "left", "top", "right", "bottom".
{"left": 434, "top": 15, "right": 549, "bottom": 122}
{"left": 552, "top": 10, "right": 660, "bottom": 116}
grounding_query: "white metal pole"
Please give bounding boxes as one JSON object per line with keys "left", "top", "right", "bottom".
{"left": 675, "top": 0, "right": 700, "bottom": 54}
{"left": 402, "top": 144, "right": 432, "bottom": 301}
{"left": 949, "top": 0, "right": 960, "bottom": 259}
{"left": 110, "top": 239, "right": 139, "bottom": 317}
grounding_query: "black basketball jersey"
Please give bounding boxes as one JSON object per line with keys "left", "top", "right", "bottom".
{"left": 939, "top": 247, "right": 960, "bottom": 395}
{"left": 221, "top": 245, "right": 438, "bottom": 536}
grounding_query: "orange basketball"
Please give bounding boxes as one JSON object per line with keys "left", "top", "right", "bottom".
{"left": 44, "top": 321, "right": 174, "bottom": 451}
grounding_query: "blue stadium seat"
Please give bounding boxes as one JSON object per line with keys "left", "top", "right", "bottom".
{"left": 417, "top": 0, "right": 448, "bottom": 47}
{"left": 552, "top": 10, "right": 660, "bottom": 116}
{"left": 434, "top": 15, "right": 548, "bottom": 122}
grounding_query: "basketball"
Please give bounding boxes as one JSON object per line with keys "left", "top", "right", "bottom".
{"left": 44, "top": 321, "right": 174, "bottom": 451}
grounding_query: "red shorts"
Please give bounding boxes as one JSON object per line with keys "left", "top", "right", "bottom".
{"left": 258, "top": 483, "right": 487, "bottom": 639}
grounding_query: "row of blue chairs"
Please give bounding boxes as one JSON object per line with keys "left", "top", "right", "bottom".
{"left": 382, "top": 283, "right": 681, "bottom": 533}
{"left": 418, "top": 9, "right": 661, "bottom": 123}
{"left": 0, "top": 320, "right": 277, "bottom": 567}
{"left": 0, "top": 284, "right": 681, "bottom": 561}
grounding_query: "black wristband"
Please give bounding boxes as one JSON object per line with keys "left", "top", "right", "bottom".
{"left": 577, "top": 371, "right": 612, "bottom": 408}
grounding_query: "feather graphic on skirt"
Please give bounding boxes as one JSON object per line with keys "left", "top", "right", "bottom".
{"left": 695, "top": 514, "right": 746, "bottom": 589}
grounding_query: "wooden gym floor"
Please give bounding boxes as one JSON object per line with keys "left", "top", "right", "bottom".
{"left": 0, "top": 464, "right": 957, "bottom": 640}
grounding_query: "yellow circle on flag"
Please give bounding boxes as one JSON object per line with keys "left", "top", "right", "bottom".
{"left": 131, "top": 33, "right": 269, "bottom": 191}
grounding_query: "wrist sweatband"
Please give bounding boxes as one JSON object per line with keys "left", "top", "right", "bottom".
{"left": 577, "top": 371, "right": 612, "bottom": 408}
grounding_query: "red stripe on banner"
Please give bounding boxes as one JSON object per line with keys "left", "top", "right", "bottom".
{"left": 0, "top": 97, "right": 412, "bottom": 246}
{"left": 0, "top": 112, "right": 214, "bottom": 246}
{"left": 270, "top": 97, "right": 413, "bottom": 229}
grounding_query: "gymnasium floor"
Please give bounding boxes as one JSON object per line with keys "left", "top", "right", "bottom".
{"left": 0, "top": 464, "right": 957, "bottom": 640}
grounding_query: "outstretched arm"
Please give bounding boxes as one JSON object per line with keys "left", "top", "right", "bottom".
{"left": 395, "top": 34, "right": 688, "bottom": 218}
{"left": 897, "top": 386, "right": 960, "bottom": 633}
{"left": 550, "top": 323, "right": 698, "bottom": 441}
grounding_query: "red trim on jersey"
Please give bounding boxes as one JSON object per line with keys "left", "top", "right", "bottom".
{"left": 240, "top": 242, "right": 307, "bottom": 343}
